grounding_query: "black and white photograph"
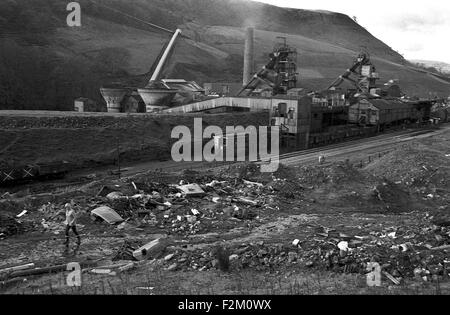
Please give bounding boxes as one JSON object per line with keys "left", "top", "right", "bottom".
{"left": 0, "top": 0, "right": 449, "bottom": 300}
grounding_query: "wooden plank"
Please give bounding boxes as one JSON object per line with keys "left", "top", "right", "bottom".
{"left": 0, "top": 263, "right": 35, "bottom": 274}
{"left": 7, "top": 261, "right": 98, "bottom": 279}
{"left": 431, "top": 244, "right": 450, "bottom": 251}
{"left": 383, "top": 271, "right": 401, "bottom": 285}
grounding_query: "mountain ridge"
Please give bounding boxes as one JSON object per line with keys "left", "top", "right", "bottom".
{"left": 0, "top": 0, "right": 448, "bottom": 110}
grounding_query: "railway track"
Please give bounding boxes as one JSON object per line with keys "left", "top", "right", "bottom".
{"left": 276, "top": 127, "right": 446, "bottom": 167}
{"left": 4, "top": 127, "right": 443, "bottom": 193}
{"left": 273, "top": 129, "right": 427, "bottom": 161}
{"left": 121, "top": 127, "right": 439, "bottom": 175}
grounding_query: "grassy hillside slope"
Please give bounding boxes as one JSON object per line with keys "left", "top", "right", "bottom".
{"left": 0, "top": 0, "right": 449, "bottom": 111}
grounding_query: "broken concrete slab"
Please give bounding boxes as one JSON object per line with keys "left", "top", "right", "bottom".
{"left": 133, "top": 238, "right": 168, "bottom": 261}
{"left": 106, "top": 192, "right": 125, "bottom": 200}
{"left": 91, "top": 206, "right": 124, "bottom": 225}
{"left": 177, "top": 184, "right": 205, "bottom": 197}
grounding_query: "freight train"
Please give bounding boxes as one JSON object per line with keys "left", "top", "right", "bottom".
{"left": 0, "top": 161, "right": 70, "bottom": 186}
{"left": 271, "top": 95, "right": 435, "bottom": 150}
{"left": 348, "top": 98, "right": 431, "bottom": 127}
{"left": 432, "top": 106, "right": 450, "bottom": 123}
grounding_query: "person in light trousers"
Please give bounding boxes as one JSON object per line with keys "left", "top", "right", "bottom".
{"left": 64, "top": 201, "right": 81, "bottom": 247}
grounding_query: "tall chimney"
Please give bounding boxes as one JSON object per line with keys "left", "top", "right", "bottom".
{"left": 243, "top": 27, "right": 254, "bottom": 87}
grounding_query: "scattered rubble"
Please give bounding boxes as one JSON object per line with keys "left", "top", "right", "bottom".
{"left": 112, "top": 240, "right": 143, "bottom": 261}
{"left": 365, "top": 145, "right": 450, "bottom": 196}
{"left": 0, "top": 213, "right": 29, "bottom": 237}
{"left": 145, "top": 213, "right": 449, "bottom": 284}
{"left": 1, "top": 138, "right": 449, "bottom": 292}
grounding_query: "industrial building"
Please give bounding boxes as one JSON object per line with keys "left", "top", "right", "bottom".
{"left": 96, "top": 23, "right": 435, "bottom": 151}
{"left": 203, "top": 83, "right": 243, "bottom": 97}
{"left": 161, "top": 79, "right": 205, "bottom": 105}
{"left": 74, "top": 98, "right": 103, "bottom": 113}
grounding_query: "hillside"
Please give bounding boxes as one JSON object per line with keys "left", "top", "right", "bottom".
{"left": 410, "top": 59, "right": 450, "bottom": 75}
{"left": 0, "top": 0, "right": 449, "bottom": 110}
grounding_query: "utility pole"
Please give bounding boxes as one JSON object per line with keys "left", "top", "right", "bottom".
{"left": 117, "top": 135, "right": 121, "bottom": 179}
{"left": 111, "top": 121, "right": 121, "bottom": 179}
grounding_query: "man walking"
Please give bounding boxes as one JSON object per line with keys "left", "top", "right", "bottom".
{"left": 64, "top": 201, "right": 81, "bottom": 247}
{"left": 319, "top": 154, "right": 326, "bottom": 165}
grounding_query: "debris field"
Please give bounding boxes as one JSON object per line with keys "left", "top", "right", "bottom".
{"left": 0, "top": 133, "right": 449, "bottom": 294}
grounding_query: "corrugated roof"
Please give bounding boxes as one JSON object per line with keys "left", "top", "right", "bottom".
{"left": 91, "top": 206, "right": 124, "bottom": 225}
{"left": 366, "top": 99, "right": 413, "bottom": 110}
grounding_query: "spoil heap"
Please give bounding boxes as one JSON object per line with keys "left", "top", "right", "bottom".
{"left": 365, "top": 146, "right": 450, "bottom": 192}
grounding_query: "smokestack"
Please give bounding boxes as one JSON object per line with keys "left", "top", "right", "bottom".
{"left": 243, "top": 27, "right": 254, "bottom": 87}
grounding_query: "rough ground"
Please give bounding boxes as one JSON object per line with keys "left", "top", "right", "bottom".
{"left": 0, "top": 111, "right": 269, "bottom": 169}
{"left": 0, "top": 127, "right": 449, "bottom": 295}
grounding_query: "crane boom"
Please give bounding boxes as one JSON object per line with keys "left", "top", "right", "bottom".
{"left": 327, "top": 52, "right": 370, "bottom": 90}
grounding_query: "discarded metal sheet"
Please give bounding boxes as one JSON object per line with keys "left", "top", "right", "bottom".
{"left": 91, "top": 206, "right": 124, "bottom": 225}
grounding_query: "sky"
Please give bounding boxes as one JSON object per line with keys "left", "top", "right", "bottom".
{"left": 251, "top": 0, "right": 450, "bottom": 64}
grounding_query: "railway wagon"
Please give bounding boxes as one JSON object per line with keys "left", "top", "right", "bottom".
{"left": 348, "top": 98, "right": 423, "bottom": 126}
{"left": 309, "top": 125, "right": 377, "bottom": 146}
{"left": 432, "top": 107, "right": 450, "bottom": 123}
